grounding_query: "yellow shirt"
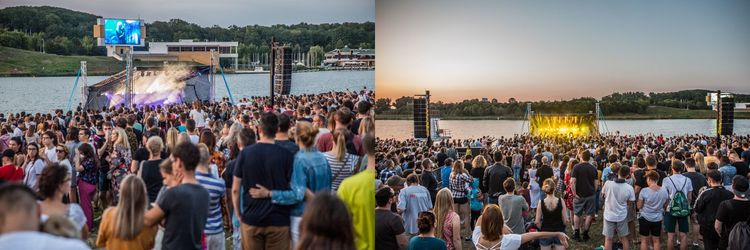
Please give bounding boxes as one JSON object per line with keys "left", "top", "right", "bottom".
{"left": 96, "top": 207, "right": 158, "bottom": 250}
{"left": 337, "top": 169, "right": 376, "bottom": 250}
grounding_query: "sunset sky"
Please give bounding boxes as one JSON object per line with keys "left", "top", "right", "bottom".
{"left": 377, "top": 0, "right": 750, "bottom": 102}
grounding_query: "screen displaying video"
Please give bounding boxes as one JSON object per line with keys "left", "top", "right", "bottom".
{"left": 103, "top": 19, "right": 142, "bottom": 45}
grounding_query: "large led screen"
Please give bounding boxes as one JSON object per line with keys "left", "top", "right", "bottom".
{"left": 104, "top": 19, "right": 142, "bottom": 45}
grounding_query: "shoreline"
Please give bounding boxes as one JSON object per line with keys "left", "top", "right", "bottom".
{"left": 375, "top": 114, "right": 750, "bottom": 120}
{"left": 0, "top": 68, "right": 374, "bottom": 77}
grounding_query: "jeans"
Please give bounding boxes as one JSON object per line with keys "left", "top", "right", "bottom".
{"left": 291, "top": 216, "right": 302, "bottom": 248}
{"left": 232, "top": 214, "right": 241, "bottom": 250}
{"left": 513, "top": 165, "right": 521, "bottom": 181}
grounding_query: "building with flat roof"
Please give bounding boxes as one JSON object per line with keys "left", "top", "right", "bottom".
{"left": 130, "top": 39, "right": 239, "bottom": 69}
{"left": 323, "top": 45, "right": 374, "bottom": 68}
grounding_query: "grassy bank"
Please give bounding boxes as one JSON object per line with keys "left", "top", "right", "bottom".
{"left": 377, "top": 106, "right": 750, "bottom": 120}
{"left": 0, "top": 46, "right": 124, "bottom": 76}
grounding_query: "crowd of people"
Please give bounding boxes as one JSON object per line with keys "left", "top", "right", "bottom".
{"left": 375, "top": 134, "right": 750, "bottom": 250}
{"left": 0, "top": 88, "right": 377, "bottom": 250}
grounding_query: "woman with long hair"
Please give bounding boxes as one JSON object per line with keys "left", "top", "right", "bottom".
{"left": 296, "top": 191, "right": 356, "bottom": 250}
{"left": 97, "top": 175, "right": 158, "bottom": 250}
{"left": 693, "top": 152, "right": 707, "bottom": 175}
{"left": 434, "top": 188, "right": 461, "bottom": 250}
{"left": 22, "top": 142, "right": 46, "bottom": 190}
{"left": 76, "top": 142, "right": 98, "bottom": 230}
{"left": 473, "top": 204, "right": 568, "bottom": 250}
{"left": 110, "top": 127, "right": 132, "bottom": 205}
{"left": 534, "top": 179, "right": 568, "bottom": 250}
{"left": 38, "top": 163, "right": 88, "bottom": 239}
{"left": 563, "top": 158, "right": 579, "bottom": 231}
{"left": 528, "top": 159, "right": 541, "bottom": 214}
{"left": 164, "top": 127, "right": 179, "bottom": 154}
{"left": 357, "top": 117, "right": 374, "bottom": 137}
{"left": 448, "top": 160, "right": 473, "bottom": 241}
{"left": 199, "top": 130, "right": 223, "bottom": 177}
{"left": 326, "top": 128, "right": 359, "bottom": 191}
{"left": 55, "top": 145, "right": 74, "bottom": 199}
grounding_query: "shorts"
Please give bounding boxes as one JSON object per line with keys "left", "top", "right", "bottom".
{"left": 603, "top": 219, "right": 629, "bottom": 238}
{"left": 539, "top": 236, "right": 563, "bottom": 246}
{"left": 638, "top": 217, "right": 662, "bottom": 237}
{"left": 663, "top": 213, "right": 689, "bottom": 233}
{"left": 454, "top": 197, "right": 468, "bottom": 204}
{"left": 573, "top": 195, "right": 596, "bottom": 216}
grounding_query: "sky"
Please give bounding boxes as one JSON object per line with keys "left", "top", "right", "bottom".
{"left": 0, "top": 0, "right": 374, "bottom": 26}
{"left": 377, "top": 0, "right": 750, "bottom": 102}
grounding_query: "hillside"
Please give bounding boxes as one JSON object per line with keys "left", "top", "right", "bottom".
{"left": 0, "top": 46, "right": 123, "bottom": 76}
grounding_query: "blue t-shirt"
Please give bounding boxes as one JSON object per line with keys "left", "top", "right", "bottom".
{"left": 440, "top": 166, "right": 452, "bottom": 189}
{"left": 719, "top": 165, "right": 736, "bottom": 186}
{"left": 397, "top": 185, "right": 433, "bottom": 234}
{"left": 638, "top": 186, "right": 669, "bottom": 222}
{"left": 408, "top": 236, "right": 447, "bottom": 250}
{"left": 233, "top": 142, "right": 294, "bottom": 227}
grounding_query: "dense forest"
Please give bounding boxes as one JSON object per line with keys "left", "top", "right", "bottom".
{"left": 0, "top": 6, "right": 374, "bottom": 65}
{"left": 376, "top": 90, "right": 750, "bottom": 116}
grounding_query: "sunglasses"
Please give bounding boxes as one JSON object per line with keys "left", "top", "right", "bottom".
{"left": 56, "top": 149, "right": 65, "bottom": 153}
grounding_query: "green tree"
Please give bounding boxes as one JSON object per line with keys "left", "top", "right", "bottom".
{"left": 307, "top": 45, "right": 325, "bottom": 66}
{"left": 80, "top": 36, "right": 94, "bottom": 55}
{"left": 0, "top": 30, "right": 30, "bottom": 49}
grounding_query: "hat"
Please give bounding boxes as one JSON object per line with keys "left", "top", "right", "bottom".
{"left": 732, "top": 176, "right": 749, "bottom": 198}
{"left": 1, "top": 149, "right": 14, "bottom": 159}
{"left": 385, "top": 175, "right": 405, "bottom": 187}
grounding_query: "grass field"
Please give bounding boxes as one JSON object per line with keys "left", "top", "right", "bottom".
{"left": 0, "top": 46, "right": 124, "bottom": 76}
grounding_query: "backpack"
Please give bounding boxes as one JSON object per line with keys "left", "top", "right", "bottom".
{"left": 469, "top": 178, "right": 482, "bottom": 211}
{"left": 667, "top": 177, "right": 690, "bottom": 217}
{"left": 728, "top": 216, "right": 750, "bottom": 250}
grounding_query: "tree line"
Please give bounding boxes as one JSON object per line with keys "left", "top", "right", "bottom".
{"left": 375, "top": 90, "right": 750, "bottom": 117}
{"left": 0, "top": 5, "right": 374, "bottom": 65}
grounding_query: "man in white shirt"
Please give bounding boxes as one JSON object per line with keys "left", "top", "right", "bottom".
{"left": 601, "top": 166, "right": 635, "bottom": 250}
{"left": 190, "top": 102, "right": 207, "bottom": 129}
{"left": 0, "top": 184, "right": 90, "bottom": 249}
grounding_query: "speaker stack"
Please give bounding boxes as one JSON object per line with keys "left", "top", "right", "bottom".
{"left": 413, "top": 97, "right": 428, "bottom": 139}
{"left": 718, "top": 96, "right": 734, "bottom": 136}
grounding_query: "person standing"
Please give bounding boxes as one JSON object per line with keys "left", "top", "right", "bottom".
{"left": 663, "top": 160, "right": 693, "bottom": 250}
{"left": 718, "top": 156, "right": 736, "bottom": 191}
{"left": 398, "top": 173, "right": 433, "bottom": 237}
{"left": 637, "top": 170, "right": 669, "bottom": 250}
{"left": 96, "top": 175, "right": 158, "bottom": 250}
{"left": 420, "top": 158, "right": 439, "bottom": 205}
{"left": 144, "top": 142, "right": 210, "bottom": 250}
{"left": 337, "top": 133, "right": 377, "bottom": 250}
{"left": 601, "top": 166, "right": 635, "bottom": 250}
{"left": 376, "top": 187, "right": 408, "bottom": 250}
{"left": 534, "top": 179, "right": 568, "bottom": 250}
{"left": 231, "top": 112, "right": 294, "bottom": 250}
{"left": 682, "top": 158, "right": 707, "bottom": 247}
{"left": 498, "top": 178, "right": 529, "bottom": 235}
{"left": 448, "top": 160, "right": 473, "bottom": 241}
{"left": 694, "top": 170, "right": 733, "bottom": 250}
{"left": 483, "top": 151, "right": 512, "bottom": 204}
{"left": 407, "top": 211, "right": 447, "bottom": 250}
{"left": 196, "top": 144, "right": 226, "bottom": 250}
{"left": 570, "top": 150, "right": 598, "bottom": 242}
{"left": 715, "top": 176, "right": 750, "bottom": 250}
{"left": 0, "top": 149, "right": 23, "bottom": 182}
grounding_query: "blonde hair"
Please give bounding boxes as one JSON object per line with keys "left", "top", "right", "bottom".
{"left": 542, "top": 178, "right": 556, "bottom": 195}
{"left": 433, "top": 188, "right": 455, "bottom": 238}
{"left": 694, "top": 152, "right": 707, "bottom": 174}
{"left": 451, "top": 160, "right": 465, "bottom": 177}
{"left": 112, "top": 175, "right": 147, "bottom": 240}
{"left": 146, "top": 136, "right": 164, "bottom": 157}
{"left": 165, "top": 128, "right": 179, "bottom": 153}
{"left": 358, "top": 117, "right": 374, "bottom": 137}
{"left": 177, "top": 132, "right": 190, "bottom": 145}
{"left": 113, "top": 128, "right": 130, "bottom": 150}
{"left": 332, "top": 128, "right": 348, "bottom": 162}
{"left": 295, "top": 121, "right": 318, "bottom": 149}
{"left": 472, "top": 155, "right": 488, "bottom": 169}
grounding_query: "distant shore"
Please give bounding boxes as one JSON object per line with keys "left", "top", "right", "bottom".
{"left": 376, "top": 112, "right": 750, "bottom": 120}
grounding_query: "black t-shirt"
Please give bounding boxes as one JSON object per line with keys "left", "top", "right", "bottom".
{"left": 682, "top": 172, "right": 706, "bottom": 205}
{"left": 485, "top": 163, "right": 513, "bottom": 197}
{"left": 350, "top": 118, "right": 363, "bottom": 135}
{"left": 733, "top": 162, "right": 749, "bottom": 179}
{"left": 716, "top": 199, "right": 750, "bottom": 249}
{"left": 275, "top": 139, "right": 300, "bottom": 155}
{"left": 158, "top": 183, "right": 209, "bottom": 250}
{"left": 634, "top": 168, "right": 667, "bottom": 188}
{"left": 436, "top": 153, "right": 448, "bottom": 167}
{"left": 141, "top": 159, "right": 164, "bottom": 203}
{"left": 470, "top": 167, "right": 485, "bottom": 193}
{"left": 233, "top": 143, "right": 294, "bottom": 227}
{"left": 420, "top": 170, "right": 438, "bottom": 202}
{"left": 537, "top": 165, "right": 554, "bottom": 185}
{"left": 571, "top": 162, "right": 597, "bottom": 197}
{"left": 223, "top": 159, "right": 237, "bottom": 190}
{"left": 134, "top": 147, "right": 149, "bottom": 162}
{"left": 375, "top": 209, "right": 405, "bottom": 250}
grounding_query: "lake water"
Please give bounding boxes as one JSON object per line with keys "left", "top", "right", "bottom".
{"left": 0, "top": 70, "right": 374, "bottom": 113}
{"left": 377, "top": 119, "right": 750, "bottom": 139}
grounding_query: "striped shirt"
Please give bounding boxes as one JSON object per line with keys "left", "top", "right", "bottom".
{"left": 196, "top": 171, "right": 226, "bottom": 235}
{"left": 326, "top": 152, "right": 359, "bottom": 191}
